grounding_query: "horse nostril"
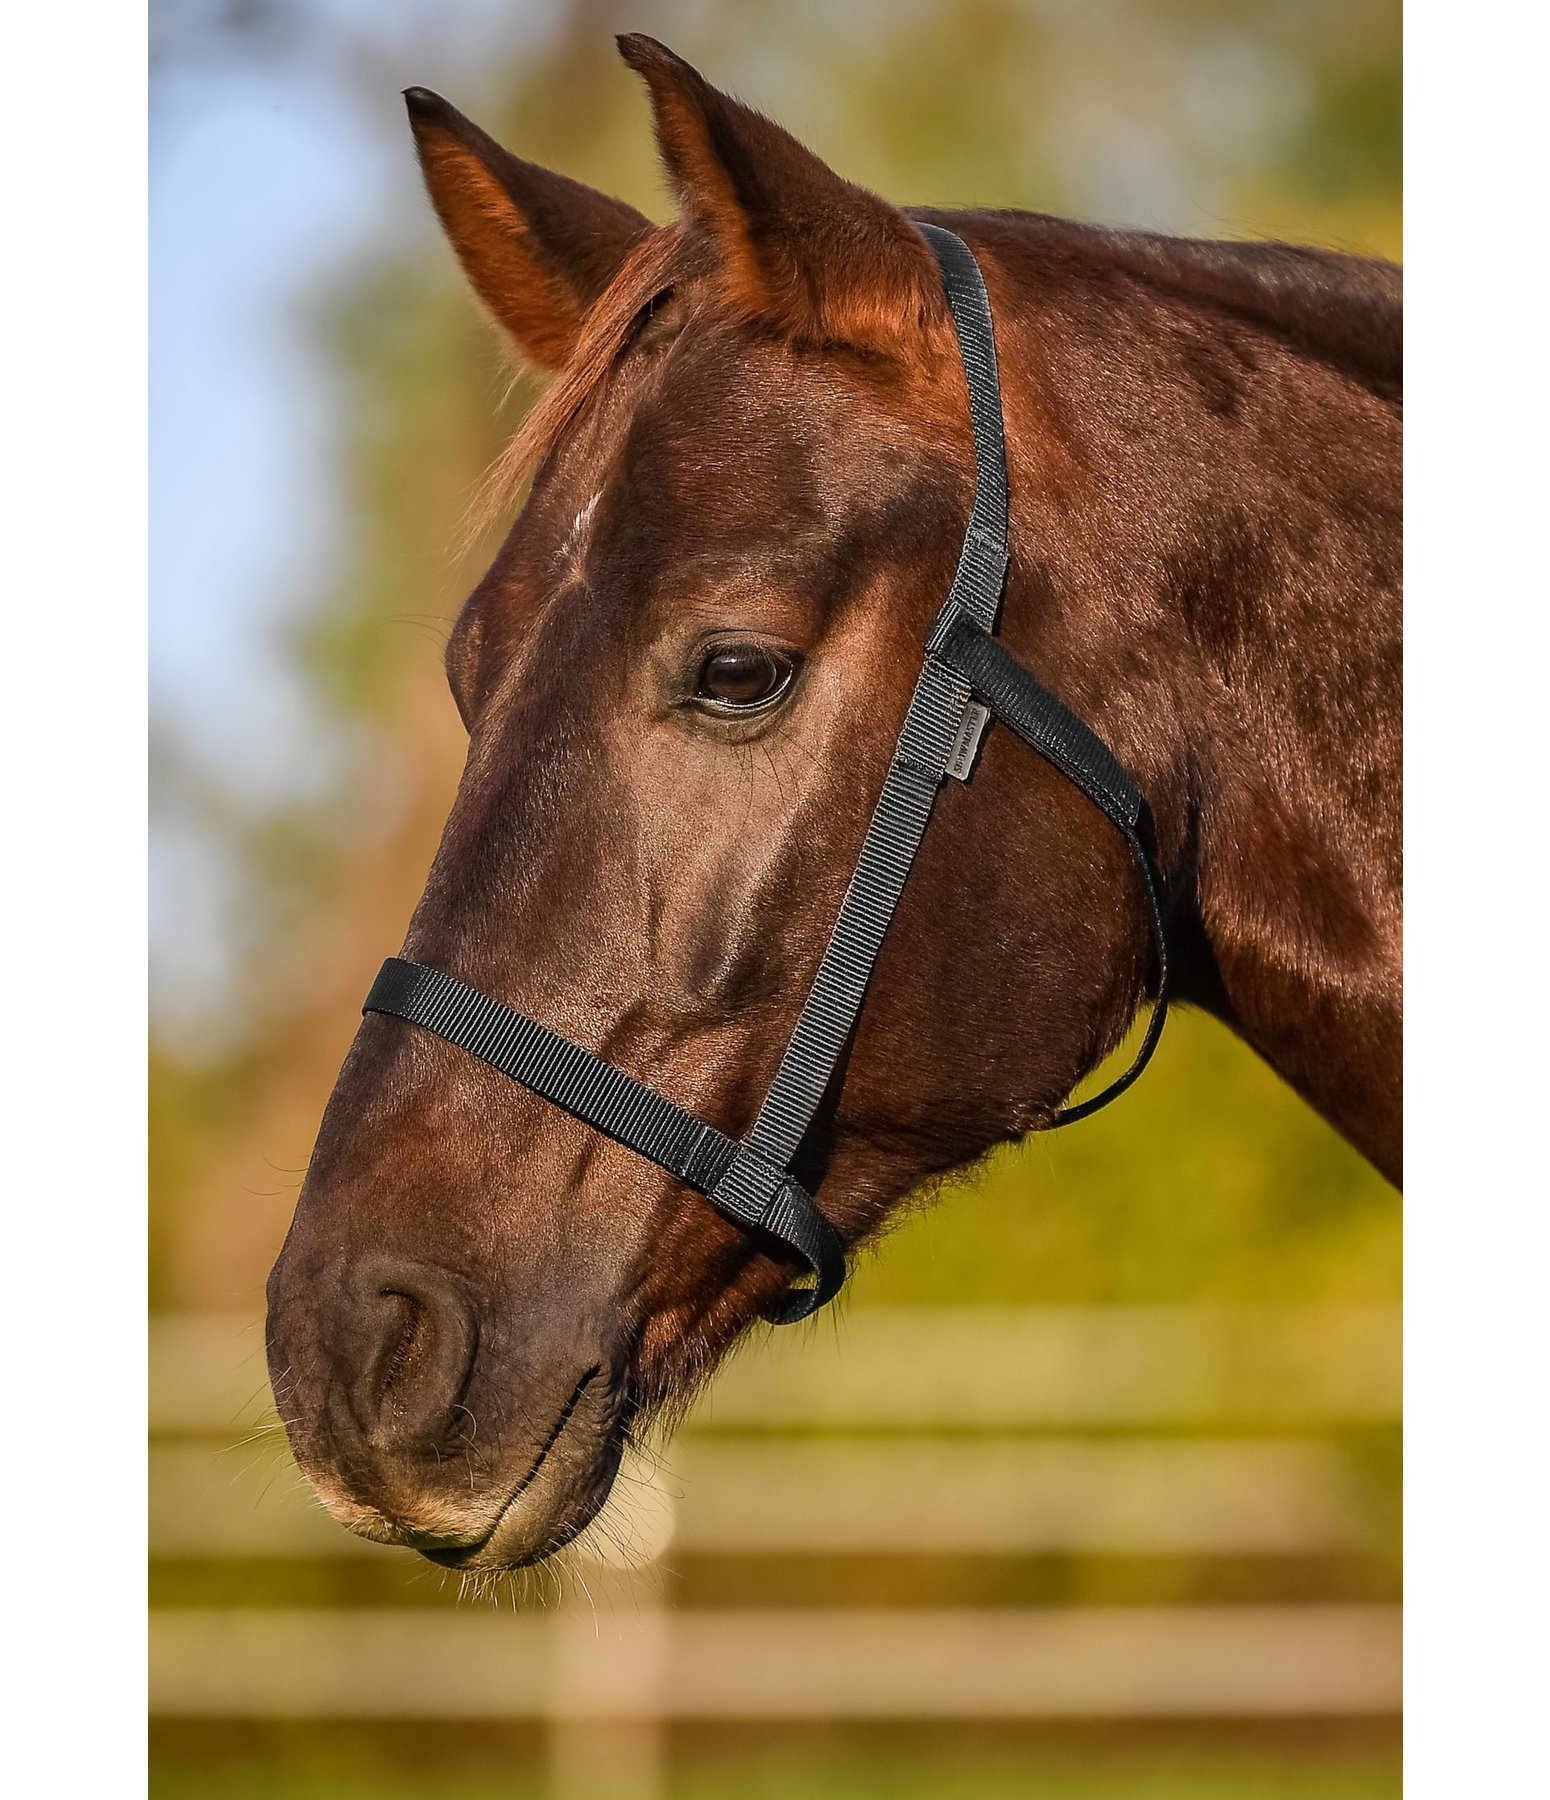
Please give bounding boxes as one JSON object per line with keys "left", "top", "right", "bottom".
{"left": 346, "top": 1262, "right": 478, "bottom": 1453}
{"left": 375, "top": 1290, "right": 432, "bottom": 1404}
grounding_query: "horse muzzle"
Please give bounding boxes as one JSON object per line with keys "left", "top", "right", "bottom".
{"left": 265, "top": 1245, "right": 631, "bottom": 1570}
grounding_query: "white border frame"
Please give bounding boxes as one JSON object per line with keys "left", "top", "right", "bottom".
{"left": 1405, "top": 0, "right": 1549, "bottom": 1791}
{"left": 2, "top": 3, "right": 147, "bottom": 1791}
{"left": 7, "top": 0, "right": 1545, "bottom": 1789}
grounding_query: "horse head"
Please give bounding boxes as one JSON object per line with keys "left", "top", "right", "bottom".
{"left": 266, "top": 37, "right": 1401, "bottom": 1570}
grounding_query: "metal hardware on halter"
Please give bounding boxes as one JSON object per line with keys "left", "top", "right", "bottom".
{"left": 946, "top": 702, "right": 991, "bottom": 782}
{"left": 362, "top": 224, "right": 1171, "bottom": 1325}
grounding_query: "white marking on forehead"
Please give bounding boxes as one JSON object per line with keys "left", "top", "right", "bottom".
{"left": 555, "top": 490, "right": 602, "bottom": 571}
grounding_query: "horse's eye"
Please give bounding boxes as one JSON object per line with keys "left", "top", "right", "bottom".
{"left": 695, "top": 644, "right": 797, "bottom": 710}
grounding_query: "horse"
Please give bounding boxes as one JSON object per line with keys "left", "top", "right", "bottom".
{"left": 266, "top": 35, "right": 1401, "bottom": 1572}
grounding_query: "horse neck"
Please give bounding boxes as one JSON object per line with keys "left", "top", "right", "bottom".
{"left": 994, "top": 255, "right": 1402, "bottom": 1182}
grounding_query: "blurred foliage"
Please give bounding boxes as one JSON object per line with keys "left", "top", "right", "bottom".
{"left": 858, "top": 1009, "right": 1398, "bottom": 1307}
{"left": 150, "top": 0, "right": 1401, "bottom": 1318}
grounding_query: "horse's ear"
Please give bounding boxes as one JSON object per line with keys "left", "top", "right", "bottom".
{"left": 405, "top": 87, "right": 654, "bottom": 370}
{"left": 616, "top": 36, "right": 940, "bottom": 353}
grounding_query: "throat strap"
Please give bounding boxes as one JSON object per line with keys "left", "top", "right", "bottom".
{"left": 361, "top": 224, "right": 1169, "bottom": 1323}
{"left": 929, "top": 610, "right": 1170, "bottom": 1122}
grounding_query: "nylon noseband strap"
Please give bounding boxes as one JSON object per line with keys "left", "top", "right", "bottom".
{"left": 362, "top": 958, "right": 845, "bottom": 1323}
{"left": 363, "top": 224, "right": 1169, "bottom": 1323}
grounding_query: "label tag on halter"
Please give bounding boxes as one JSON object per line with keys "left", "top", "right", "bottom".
{"left": 946, "top": 701, "right": 991, "bottom": 782}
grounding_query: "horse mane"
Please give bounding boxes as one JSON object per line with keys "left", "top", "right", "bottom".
{"left": 1113, "top": 233, "right": 1400, "bottom": 391}
{"left": 942, "top": 209, "right": 1402, "bottom": 397}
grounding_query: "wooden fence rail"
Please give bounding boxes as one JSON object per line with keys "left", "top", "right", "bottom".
{"left": 149, "top": 1307, "right": 1401, "bottom": 1727}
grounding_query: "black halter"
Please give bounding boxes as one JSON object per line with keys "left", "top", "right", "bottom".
{"left": 363, "top": 226, "right": 1169, "bottom": 1324}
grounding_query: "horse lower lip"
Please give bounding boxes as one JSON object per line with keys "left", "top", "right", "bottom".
{"left": 419, "top": 1535, "right": 497, "bottom": 1569}
{"left": 414, "top": 1470, "right": 541, "bottom": 1569}
{"left": 412, "top": 1366, "right": 604, "bottom": 1568}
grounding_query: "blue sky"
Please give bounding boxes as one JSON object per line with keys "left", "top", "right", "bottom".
{"left": 150, "top": 2, "right": 558, "bottom": 1031}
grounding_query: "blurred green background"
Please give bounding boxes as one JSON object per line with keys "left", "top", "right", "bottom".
{"left": 150, "top": 1, "right": 1400, "bottom": 1795}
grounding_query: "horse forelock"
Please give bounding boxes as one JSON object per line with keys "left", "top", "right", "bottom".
{"left": 469, "top": 223, "right": 698, "bottom": 540}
